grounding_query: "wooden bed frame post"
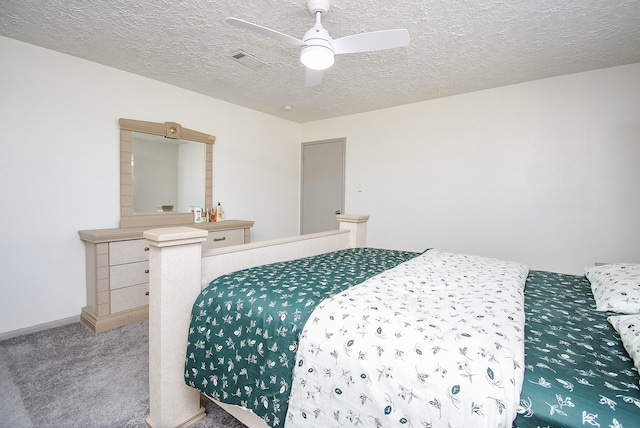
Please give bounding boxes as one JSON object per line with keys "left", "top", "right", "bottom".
{"left": 143, "top": 227, "right": 208, "bottom": 428}
{"left": 337, "top": 214, "right": 369, "bottom": 247}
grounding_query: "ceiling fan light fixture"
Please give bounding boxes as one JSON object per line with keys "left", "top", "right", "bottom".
{"left": 300, "top": 45, "right": 334, "bottom": 70}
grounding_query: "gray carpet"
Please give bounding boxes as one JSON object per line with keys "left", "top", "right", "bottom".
{"left": 0, "top": 320, "right": 246, "bottom": 428}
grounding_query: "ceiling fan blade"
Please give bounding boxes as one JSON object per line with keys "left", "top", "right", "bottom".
{"left": 306, "top": 68, "right": 324, "bottom": 87}
{"left": 225, "top": 17, "right": 305, "bottom": 47}
{"left": 333, "top": 29, "right": 410, "bottom": 54}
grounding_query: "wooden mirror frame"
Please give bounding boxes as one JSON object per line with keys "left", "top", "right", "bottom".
{"left": 119, "top": 118, "right": 215, "bottom": 228}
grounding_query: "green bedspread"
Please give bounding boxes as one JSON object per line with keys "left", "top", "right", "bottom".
{"left": 514, "top": 271, "right": 640, "bottom": 428}
{"left": 184, "top": 247, "right": 419, "bottom": 427}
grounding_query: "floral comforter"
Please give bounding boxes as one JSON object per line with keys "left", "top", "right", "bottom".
{"left": 286, "top": 249, "right": 530, "bottom": 427}
{"left": 184, "top": 247, "right": 418, "bottom": 427}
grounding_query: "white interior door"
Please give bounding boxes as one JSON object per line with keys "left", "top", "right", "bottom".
{"left": 301, "top": 139, "right": 345, "bottom": 234}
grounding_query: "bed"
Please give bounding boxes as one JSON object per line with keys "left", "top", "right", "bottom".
{"left": 142, "top": 215, "right": 639, "bottom": 428}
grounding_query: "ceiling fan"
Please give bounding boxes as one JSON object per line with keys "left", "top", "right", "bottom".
{"left": 225, "top": 0, "right": 410, "bottom": 87}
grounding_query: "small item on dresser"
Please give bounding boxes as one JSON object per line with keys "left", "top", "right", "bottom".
{"left": 216, "top": 202, "right": 224, "bottom": 222}
{"left": 210, "top": 209, "right": 216, "bottom": 223}
{"left": 193, "top": 207, "right": 203, "bottom": 223}
{"left": 204, "top": 208, "right": 210, "bottom": 223}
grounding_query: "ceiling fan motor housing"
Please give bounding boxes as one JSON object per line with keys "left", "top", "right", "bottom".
{"left": 303, "top": 24, "right": 333, "bottom": 49}
{"left": 307, "top": 0, "right": 330, "bottom": 16}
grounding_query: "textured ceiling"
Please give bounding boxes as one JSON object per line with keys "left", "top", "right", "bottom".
{"left": 1, "top": 0, "right": 639, "bottom": 123}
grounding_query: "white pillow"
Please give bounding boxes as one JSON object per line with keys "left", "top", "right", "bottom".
{"left": 608, "top": 314, "right": 640, "bottom": 374}
{"left": 585, "top": 263, "right": 640, "bottom": 314}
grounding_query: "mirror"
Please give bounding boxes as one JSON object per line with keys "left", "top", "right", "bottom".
{"left": 131, "top": 132, "right": 206, "bottom": 214}
{"left": 119, "top": 118, "right": 215, "bottom": 228}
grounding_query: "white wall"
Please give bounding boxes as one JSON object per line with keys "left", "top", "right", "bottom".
{"left": 0, "top": 36, "right": 301, "bottom": 335}
{"left": 2, "top": 34, "right": 638, "bottom": 336}
{"left": 301, "top": 63, "right": 640, "bottom": 275}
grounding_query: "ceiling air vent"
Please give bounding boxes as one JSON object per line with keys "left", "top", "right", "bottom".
{"left": 230, "top": 50, "right": 268, "bottom": 69}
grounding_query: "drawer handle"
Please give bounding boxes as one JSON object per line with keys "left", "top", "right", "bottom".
{"left": 144, "top": 247, "right": 149, "bottom": 251}
{"left": 145, "top": 269, "right": 149, "bottom": 274}
{"left": 145, "top": 291, "right": 149, "bottom": 296}
{"left": 213, "top": 237, "right": 226, "bottom": 242}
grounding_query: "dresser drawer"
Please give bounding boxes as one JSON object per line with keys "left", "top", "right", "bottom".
{"left": 202, "top": 229, "right": 245, "bottom": 251}
{"left": 111, "top": 283, "right": 149, "bottom": 313}
{"left": 110, "top": 261, "right": 149, "bottom": 290}
{"left": 109, "top": 239, "right": 149, "bottom": 265}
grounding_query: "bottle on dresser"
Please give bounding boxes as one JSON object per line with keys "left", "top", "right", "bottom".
{"left": 216, "top": 202, "right": 224, "bottom": 222}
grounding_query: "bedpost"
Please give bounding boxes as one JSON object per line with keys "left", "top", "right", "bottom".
{"left": 337, "top": 214, "right": 369, "bottom": 248}
{"left": 143, "top": 227, "right": 208, "bottom": 428}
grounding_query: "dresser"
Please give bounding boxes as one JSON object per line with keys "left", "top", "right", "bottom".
{"left": 78, "top": 220, "right": 253, "bottom": 333}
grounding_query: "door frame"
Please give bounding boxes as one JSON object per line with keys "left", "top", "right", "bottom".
{"left": 300, "top": 138, "right": 346, "bottom": 234}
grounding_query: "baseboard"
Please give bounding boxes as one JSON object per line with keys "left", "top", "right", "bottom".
{"left": 0, "top": 315, "right": 80, "bottom": 342}
{"left": 81, "top": 306, "right": 149, "bottom": 333}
